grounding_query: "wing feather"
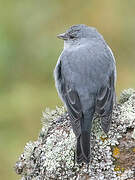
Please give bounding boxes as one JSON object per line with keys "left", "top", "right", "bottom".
{"left": 61, "top": 78, "right": 82, "bottom": 138}
{"left": 96, "top": 71, "right": 115, "bottom": 133}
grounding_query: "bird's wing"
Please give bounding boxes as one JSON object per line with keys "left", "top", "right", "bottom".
{"left": 61, "top": 78, "right": 83, "bottom": 138}
{"left": 96, "top": 70, "right": 115, "bottom": 133}
{"left": 54, "top": 52, "right": 83, "bottom": 138}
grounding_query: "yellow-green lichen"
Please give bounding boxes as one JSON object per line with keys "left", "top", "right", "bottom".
{"left": 113, "top": 147, "right": 120, "bottom": 159}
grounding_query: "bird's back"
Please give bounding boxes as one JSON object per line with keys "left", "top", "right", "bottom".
{"left": 60, "top": 39, "right": 115, "bottom": 94}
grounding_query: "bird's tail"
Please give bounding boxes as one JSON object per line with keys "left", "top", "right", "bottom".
{"left": 76, "top": 109, "right": 94, "bottom": 164}
{"left": 76, "top": 132, "right": 90, "bottom": 164}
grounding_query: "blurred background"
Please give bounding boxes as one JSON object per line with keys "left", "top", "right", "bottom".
{"left": 0, "top": 0, "right": 135, "bottom": 179}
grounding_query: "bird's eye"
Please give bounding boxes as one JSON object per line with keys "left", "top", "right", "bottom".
{"left": 69, "top": 35, "right": 75, "bottom": 39}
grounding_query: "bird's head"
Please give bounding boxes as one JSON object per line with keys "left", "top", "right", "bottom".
{"left": 57, "top": 24, "right": 99, "bottom": 46}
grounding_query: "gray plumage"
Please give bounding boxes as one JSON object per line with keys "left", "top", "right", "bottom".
{"left": 54, "top": 24, "right": 116, "bottom": 164}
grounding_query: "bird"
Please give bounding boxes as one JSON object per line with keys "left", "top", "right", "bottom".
{"left": 54, "top": 24, "right": 116, "bottom": 164}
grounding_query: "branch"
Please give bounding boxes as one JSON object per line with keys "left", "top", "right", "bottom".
{"left": 14, "top": 89, "right": 135, "bottom": 180}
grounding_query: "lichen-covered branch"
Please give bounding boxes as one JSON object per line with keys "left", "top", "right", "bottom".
{"left": 15, "top": 89, "right": 135, "bottom": 180}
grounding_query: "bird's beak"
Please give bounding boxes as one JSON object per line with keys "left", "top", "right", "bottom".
{"left": 57, "top": 33, "right": 68, "bottom": 40}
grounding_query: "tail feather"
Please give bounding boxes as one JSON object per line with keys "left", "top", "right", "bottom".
{"left": 80, "top": 131, "right": 90, "bottom": 163}
{"left": 76, "top": 132, "right": 90, "bottom": 164}
{"left": 76, "top": 137, "right": 84, "bottom": 164}
{"left": 76, "top": 109, "right": 94, "bottom": 164}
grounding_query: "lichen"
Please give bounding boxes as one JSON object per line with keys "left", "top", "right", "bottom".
{"left": 113, "top": 147, "right": 120, "bottom": 159}
{"left": 132, "top": 128, "right": 135, "bottom": 139}
{"left": 119, "top": 88, "right": 135, "bottom": 104}
{"left": 14, "top": 89, "right": 135, "bottom": 180}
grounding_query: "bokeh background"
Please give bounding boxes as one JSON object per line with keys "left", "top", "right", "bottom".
{"left": 0, "top": 0, "right": 135, "bottom": 179}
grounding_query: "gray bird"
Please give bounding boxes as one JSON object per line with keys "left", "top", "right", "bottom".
{"left": 54, "top": 24, "right": 116, "bottom": 164}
